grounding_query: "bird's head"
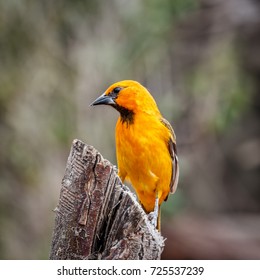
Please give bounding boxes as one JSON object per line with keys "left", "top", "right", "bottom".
{"left": 90, "top": 80, "right": 160, "bottom": 123}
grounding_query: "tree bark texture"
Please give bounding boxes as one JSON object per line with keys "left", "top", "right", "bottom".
{"left": 50, "top": 139, "right": 164, "bottom": 260}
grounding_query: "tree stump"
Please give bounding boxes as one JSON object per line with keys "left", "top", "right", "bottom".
{"left": 50, "top": 139, "right": 164, "bottom": 260}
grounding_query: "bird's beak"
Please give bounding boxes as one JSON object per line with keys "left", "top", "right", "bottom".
{"left": 90, "top": 93, "right": 116, "bottom": 106}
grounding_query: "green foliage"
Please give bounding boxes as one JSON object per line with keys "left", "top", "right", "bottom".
{"left": 118, "top": 0, "right": 199, "bottom": 67}
{"left": 188, "top": 40, "right": 251, "bottom": 133}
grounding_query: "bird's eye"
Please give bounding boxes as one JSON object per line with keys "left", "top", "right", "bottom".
{"left": 113, "top": 87, "right": 122, "bottom": 94}
{"left": 109, "top": 87, "right": 122, "bottom": 99}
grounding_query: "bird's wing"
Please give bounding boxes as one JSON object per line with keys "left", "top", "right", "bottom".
{"left": 160, "top": 118, "right": 179, "bottom": 194}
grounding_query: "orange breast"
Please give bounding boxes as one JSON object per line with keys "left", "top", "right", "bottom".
{"left": 115, "top": 112, "right": 172, "bottom": 213}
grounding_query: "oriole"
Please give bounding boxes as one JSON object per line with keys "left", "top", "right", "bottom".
{"left": 91, "top": 80, "right": 179, "bottom": 230}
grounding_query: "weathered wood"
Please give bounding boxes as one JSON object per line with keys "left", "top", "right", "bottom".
{"left": 50, "top": 139, "right": 164, "bottom": 260}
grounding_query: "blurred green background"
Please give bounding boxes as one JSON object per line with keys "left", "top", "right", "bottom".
{"left": 0, "top": 0, "right": 259, "bottom": 259}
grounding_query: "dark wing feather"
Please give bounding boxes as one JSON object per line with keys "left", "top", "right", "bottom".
{"left": 160, "top": 118, "right": 179, "bottom": 194}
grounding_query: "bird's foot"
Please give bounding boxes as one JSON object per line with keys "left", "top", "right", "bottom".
{"left": 147, "top": 197, "right": 159, "bottom": 229}
{"left": 113, "top": 165, "right": 118, "bottom": 173}
{"left": 148, "top": 212, "right": 157, "bottom": 228}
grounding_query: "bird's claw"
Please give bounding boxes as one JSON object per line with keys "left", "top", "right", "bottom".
{"left": 148, "top": 211, "right": 158, "bottom": 228}
{"left": 148, "top": 196, "right": 159, "bottom": 229}
{"left": 113, "top": 165, "right": 118, "bottom": 173}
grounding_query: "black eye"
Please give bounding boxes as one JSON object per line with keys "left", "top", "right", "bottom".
{"left": 113, "top": 87, "right": 122, "bottom": 94}
{"left": 109, "top": 87, "right": 122, "bottom": 99}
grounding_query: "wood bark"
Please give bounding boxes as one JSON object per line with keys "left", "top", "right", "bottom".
{"left": 50, "top": 139, "right": 164, "bottom": 260}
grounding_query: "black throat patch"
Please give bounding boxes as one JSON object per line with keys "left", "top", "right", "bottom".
{"left": 113, "top": 104, "right": 134, "bottom": 125}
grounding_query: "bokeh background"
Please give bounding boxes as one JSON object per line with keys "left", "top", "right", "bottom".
{"left": 0, "top": 0, "right": 260, "bottom": 259}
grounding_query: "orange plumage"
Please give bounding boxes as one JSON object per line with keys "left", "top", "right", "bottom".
{"left": 91, "top": 80, "right": 179, "bottom": 230}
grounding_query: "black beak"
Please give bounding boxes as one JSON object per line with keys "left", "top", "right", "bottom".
{"left": 90, "top": 93, "right": 116, "bottom": 106}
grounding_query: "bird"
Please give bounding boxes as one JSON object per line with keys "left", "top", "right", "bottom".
{"left": 90, "top": 80, "right": 179, "bottom": 230}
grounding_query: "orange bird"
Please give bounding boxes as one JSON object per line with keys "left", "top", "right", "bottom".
{"left": 91, "top": 80, "right": 179, "bottom": 230}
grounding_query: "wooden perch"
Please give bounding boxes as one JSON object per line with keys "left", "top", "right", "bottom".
{"left": 50, "top": 139, "right": 164, "bottom": 260}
